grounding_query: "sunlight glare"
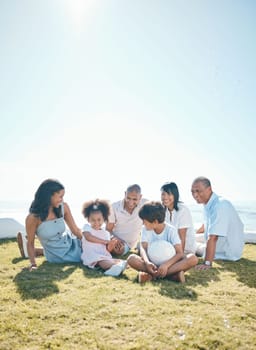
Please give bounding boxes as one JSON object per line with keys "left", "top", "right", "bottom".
{"left": 64, "top": 0, "right": 98, "bottom": 32}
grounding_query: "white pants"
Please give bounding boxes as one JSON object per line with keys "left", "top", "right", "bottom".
{"left": 195, "top": 233, "right": 206, "bottom": 257}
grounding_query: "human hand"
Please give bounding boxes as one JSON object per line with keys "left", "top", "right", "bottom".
{"left": 195, "top": 264, "right": 212, "bottom": 271}
{"left": 146, "top": 262, "right": 158, "bottom": 276}
{"left": 106, "top": 238, "right": 118, "bottom": 252}
{"left": 157, "top": 263, "right": 168, "bottom": 277}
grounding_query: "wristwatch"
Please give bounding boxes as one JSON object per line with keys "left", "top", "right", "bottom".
{"left": 204, "top": 260, "right": 212, "bottom": 266}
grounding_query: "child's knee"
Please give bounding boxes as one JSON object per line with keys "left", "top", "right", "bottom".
{"left": 189, "top": 254, "right": 199, "bottom": 266}
{"left": 127, "top": 253, "right": 137, "bottom": 264}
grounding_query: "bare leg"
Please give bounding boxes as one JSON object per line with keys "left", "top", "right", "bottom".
{"left": 127, "top": 254, "right": 148, "bottom": 272}
{"left": 166, "top": 253, "right": 198, "bottom": 277}
{"left": 98, "top": 259, "right": 124, "bottom": 271}
{"left": 128, "top": 253, "right": 198, "bottom": 283}
{"left": 127, "top": 254, "right": 156, "bottom": 283}
{"left": 98, "top": 259, "right": 127, "bottom": 277}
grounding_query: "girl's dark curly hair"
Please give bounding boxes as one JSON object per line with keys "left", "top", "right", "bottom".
{"left": 29, "top": 179, "right": 65, "bottom": 221}
{"left": 82, "top": 199, "right": 110, "bottom": 222}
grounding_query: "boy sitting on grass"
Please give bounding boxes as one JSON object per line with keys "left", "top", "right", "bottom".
{"left": 127, "top": 201, "right": 198, "bottom": 283}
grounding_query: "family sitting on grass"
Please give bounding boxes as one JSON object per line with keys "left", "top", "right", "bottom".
{"left": 17, "top": 177, "right": 245, "bottom": 283}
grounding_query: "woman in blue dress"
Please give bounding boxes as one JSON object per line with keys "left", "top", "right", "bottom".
{"left": 24, "top": 179, "right": 82, "bottom": 271}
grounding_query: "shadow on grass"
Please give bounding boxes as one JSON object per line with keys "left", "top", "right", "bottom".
{"left": 0, "top": 238, "right": 16, "bottom": 245}
{"left": 80, "top": 264, "right": 131, "bottom": 282}
{"left": 157, "top": 256, "right": 256, "bottom": 300}
{"left": 215, "top": 258, "right": 256, "bottom": 288}
{"left": 78, "top": 255, "right": 222, "bottom": 301}
{"left": 13, "top": 261, "right": 81, "bottom": 300}
{"left": 157, "top": 266, "right": 221, "bottom": 300}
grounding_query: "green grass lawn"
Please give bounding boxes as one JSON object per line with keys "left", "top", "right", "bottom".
{"left": 0, "top": 239, "right": 255, "bottom": 350}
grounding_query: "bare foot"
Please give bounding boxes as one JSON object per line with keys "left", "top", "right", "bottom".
{"left": 138, "top": 272, "right": 153, "bottom": 284}
{"left": 169, "top": 271, "right": 186, "bottom": 283}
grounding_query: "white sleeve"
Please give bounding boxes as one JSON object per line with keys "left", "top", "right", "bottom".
{"left": 82, "top": 223, "right": 92, "bottom": 232}
{"left": 141, "top": 226, "right": 149, "bottom": 242}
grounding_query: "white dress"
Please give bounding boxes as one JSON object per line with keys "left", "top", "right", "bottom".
{"left": 81, "top": 224, "right": 113, "bottom": 268}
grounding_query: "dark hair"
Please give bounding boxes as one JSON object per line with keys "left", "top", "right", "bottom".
{"left": 139, "top": 201, "right": 165, "bottom": 223}
{"left": 126, "top": 184, "right": 141, "bottom": 193}
{"left": 29, "top": 179, "right": 65, "bottom": 221}
{"left": 82, "top": 199, "right": 110, "bottom": 222}
{"left": 192, "top": 176, "right": 211, "bottom": 188}
{"left": 160, "top": 182, "right": 181, "bottom": 211}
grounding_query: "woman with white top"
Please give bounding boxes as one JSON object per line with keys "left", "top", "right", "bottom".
{"left": 160, "top": 182, "right": 197, "bottom": 254}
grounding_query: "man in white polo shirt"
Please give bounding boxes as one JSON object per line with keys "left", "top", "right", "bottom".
{"left": 106, "top": 184, "right": 148, "bottom": 255}
{"left": 191, "top": 176, "right": 244, "bottom": 270}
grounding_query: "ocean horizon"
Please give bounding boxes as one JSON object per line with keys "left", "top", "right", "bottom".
{"left": 0, "top": 199, "right": 256, "bottom": 232}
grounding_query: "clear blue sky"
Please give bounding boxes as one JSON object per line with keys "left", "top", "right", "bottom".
{"left": 0, "top": 0, "right": 255, "bottom": 206}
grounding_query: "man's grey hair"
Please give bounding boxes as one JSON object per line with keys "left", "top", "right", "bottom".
{"left": 126, "top": 184, "right": 141, "bottom": 193}
{"left": 192, "top": 177, "right": 211, "bottom": 188}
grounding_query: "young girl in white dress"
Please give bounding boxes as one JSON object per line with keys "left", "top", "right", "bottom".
{"left": 81, "top": 199, "right": 127, "bottom": 276}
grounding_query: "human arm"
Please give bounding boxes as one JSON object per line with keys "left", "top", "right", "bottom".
{"left": 83, "top": 231, "right": 110, "bottom": 245}
{"left": 176, "top": 205, "right": 193, "bottom": 251}
{"left": 105, "top": 222, "right": 115, "bottom": 233}
{"left": 178, "top": 228, "right": 186, "bottom": 253}
{"left": 25, "top": 214, "right": 40, "bottom": 271}
{"left": 157, "top": 243, "right": 184, "bottom": 277}
{"left": 140, "top": 242, "right": 158, "bottom": 276}
{"left": 106, "top": 205, "right": 115, "bottom": 233}
{"left": 195, "top": 234, "right": 218, "bottom": 270}
{"left": 63, "top": 202, "right": 83, "bottom": 239}
{"left": 105, "top": 209, "right": 124, "bottom": 253}
{"left": 196, "top": 224, "right": 205, "bottom": 233}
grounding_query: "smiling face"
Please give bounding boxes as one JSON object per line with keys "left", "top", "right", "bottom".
{"left": 88, "top": 211, "right": 104, "bottom": 230}
{"left": 191, "top": 181, "right": 212, "bottom": 204}
{"left": 51, "top": 189, "right": 65, "bottom": 208}
{"left": 161, "top": 191, "right": 174, "bottom": 209}
{"left": 124, "top": 190, "right": 142, "bottom": 213}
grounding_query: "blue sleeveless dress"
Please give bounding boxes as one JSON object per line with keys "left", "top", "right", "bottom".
{"left": 36, "top": 205, "right": 82, "bottom": 263}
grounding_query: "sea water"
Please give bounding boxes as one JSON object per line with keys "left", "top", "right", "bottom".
{"left": 0, "top": 199, "right": 256, "bottom": 232}
{"left": 187, "top": 200, "right": 256, "bottom": 232}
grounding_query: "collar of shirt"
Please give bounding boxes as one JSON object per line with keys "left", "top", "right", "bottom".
{"left": 120, "top": 199, "right": 136, "bottom": 214}
{"left": 204, "top": 192, "right": 218, "bottom": 214}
